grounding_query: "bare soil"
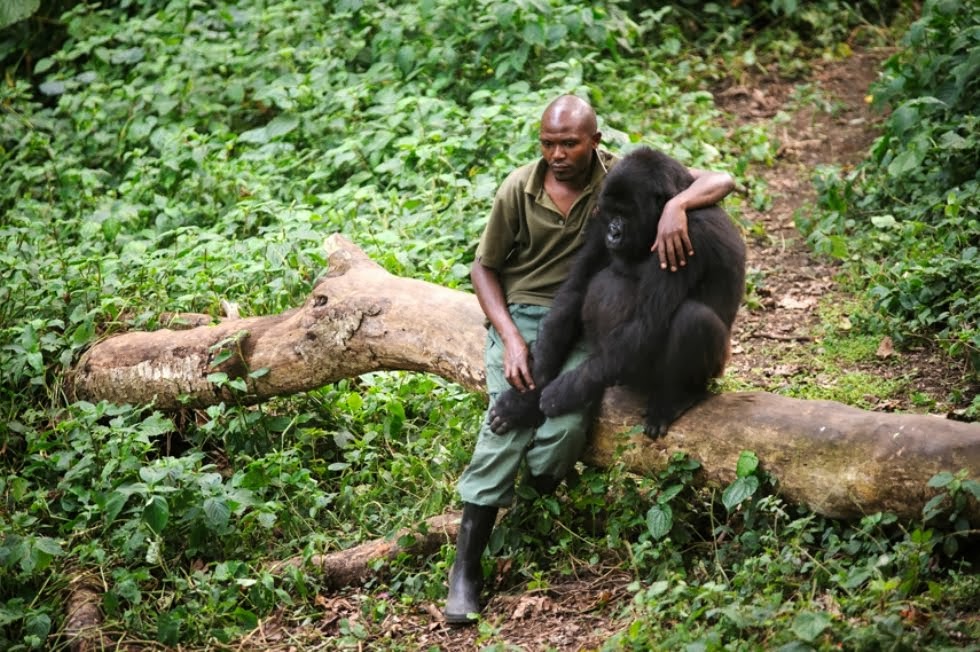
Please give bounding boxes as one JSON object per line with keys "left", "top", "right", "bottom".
{"left": 237, "top": 49, "right": 976, "bottom": 651}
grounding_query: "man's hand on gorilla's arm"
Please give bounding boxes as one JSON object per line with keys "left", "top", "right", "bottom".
{"left": 651, "top": 198, "right": 692, "bottom": 272}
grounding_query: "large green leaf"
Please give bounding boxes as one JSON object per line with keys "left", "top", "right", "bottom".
{"left": 143, "top": 496, "right": 170, "bottom": 535}
{"left": 0, "top": 0, "right": 39, "bottom": 29}
{"left": 722, "top": 476, "right": 759, "bottom": 512}
{"left": 646, "top": 504, "right": 673, "bottom": 540}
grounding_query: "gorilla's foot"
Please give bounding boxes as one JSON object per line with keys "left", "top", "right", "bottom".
{"left": 487, "top": 388, "right": 544, "bottom": 434}
{"left": 539, "top": 372, "right": 593, "bottom": 417}
{"left": 644, "top": 390, "right": 712, "bottom": 439}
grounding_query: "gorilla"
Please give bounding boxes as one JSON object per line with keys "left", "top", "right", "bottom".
{"left": 488, "top": 146, "right": 746, "bottom": 438}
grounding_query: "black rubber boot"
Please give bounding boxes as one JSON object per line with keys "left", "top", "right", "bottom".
{"left": 444, "top": 503, "right": 498, "bottom": 625}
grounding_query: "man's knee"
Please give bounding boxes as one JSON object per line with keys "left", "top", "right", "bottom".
{"left": 526, "top": 416, "right": 590, "bottom": 478}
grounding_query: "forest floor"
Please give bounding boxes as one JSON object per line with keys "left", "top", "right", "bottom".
{"left": 240, "top": 48, "right": 976, "bottom": 651}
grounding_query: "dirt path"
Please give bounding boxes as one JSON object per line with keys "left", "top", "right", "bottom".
{"left": 722, "top": 49, "right": 890, "bottom": 398}
{"left": 718, "top": 49, "right": 973, "bottom": 415}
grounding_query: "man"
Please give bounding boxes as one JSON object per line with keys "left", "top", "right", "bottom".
{"left": 444, "top": 95, "right": 735, "bottom": 625}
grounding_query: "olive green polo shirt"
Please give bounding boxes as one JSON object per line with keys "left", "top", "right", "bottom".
{"left": 475, "top": 149, "right": 618, "bottom": 307}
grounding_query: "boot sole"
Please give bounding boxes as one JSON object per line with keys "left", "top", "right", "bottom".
{"left": 444, "top": 611, "right": 479, "bottom": 626}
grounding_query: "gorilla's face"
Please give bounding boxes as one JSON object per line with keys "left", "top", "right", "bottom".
{"left": 599, "top": 198, "right": 651, "bottom": 261}
{"left": 604, "top": 213, "right": 628, "bottom": 251}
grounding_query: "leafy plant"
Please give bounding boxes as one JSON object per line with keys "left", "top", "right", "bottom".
{"left": 0, "top": 0, "right": 975, "bottom": 649}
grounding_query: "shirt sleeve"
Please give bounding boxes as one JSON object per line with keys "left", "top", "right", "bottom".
{"left": 475, "top": 168, "right": 525, "bottom": 270}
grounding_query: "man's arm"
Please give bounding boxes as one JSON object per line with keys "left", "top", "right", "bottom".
{"left": 652, "top": 168, "right": 735, "bottom": 271}
{"left": 471, "top": 259, "right": 535, "bottom": 392}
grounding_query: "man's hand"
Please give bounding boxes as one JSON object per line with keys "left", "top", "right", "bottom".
{"left": 651, "top": 198, "right": 692, "bottom": 271}
{"left": 503, "top": 337, "right": 535, "bottom": 392}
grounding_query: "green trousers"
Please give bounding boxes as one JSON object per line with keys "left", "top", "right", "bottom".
{"left": 457, "top": 304, "right": 593, "bottom": 507}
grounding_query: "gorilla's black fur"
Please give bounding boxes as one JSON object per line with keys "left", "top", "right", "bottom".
{"left": 489, "top": 146, "right": 746, "bottom": 438}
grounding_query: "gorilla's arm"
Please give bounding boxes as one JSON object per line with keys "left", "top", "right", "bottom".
{"left": 530, "top": 226, "right": 609, "bottom": 383}
{"left": 487, "top": 224, "right": 609, "bottom": 434}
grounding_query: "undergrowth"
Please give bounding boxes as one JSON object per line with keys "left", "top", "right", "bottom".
{"left": 0, "top": 0, "right": 975, "bottom": 650}
{"left": 800, "top": 0, "right": 980, "bottom": 403}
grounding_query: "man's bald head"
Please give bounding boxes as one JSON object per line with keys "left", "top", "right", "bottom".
{"left": 537, "top": 95, "right": 602, "bottom": 187}
{"left": 541, "top": 95, "right": 598, "bottom": 136}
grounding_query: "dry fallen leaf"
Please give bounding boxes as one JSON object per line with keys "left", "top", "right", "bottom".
{"left": 511, "top": 595, "right": 553, "bottom": 620}
{"left": 876, "top": 336, "right": 895, "bottom": 359}
{"left": 768, "top": 364, "right": 801, "bottom": 378}
{"left": 777, "top": 295, "right": 817, "bottom": 310}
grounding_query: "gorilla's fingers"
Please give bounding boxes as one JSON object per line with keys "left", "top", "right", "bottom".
{"left": 488, "top": 389, "right": 545, "bottom": 434}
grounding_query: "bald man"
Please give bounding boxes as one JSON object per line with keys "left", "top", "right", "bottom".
{"left": 445, "top": 95, "right": 734, "bottom": 625}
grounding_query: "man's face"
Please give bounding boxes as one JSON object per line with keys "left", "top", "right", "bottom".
{"left": 538, "top": 123, "right": 598, "bottom": 184}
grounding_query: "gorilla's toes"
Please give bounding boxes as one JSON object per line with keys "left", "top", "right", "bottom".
{"left": 487, "top": 411, "right": 510, "bottom": 434}
{"left": 488, "top": 390, "right": 544, "bottom": 434}
{"left": 643, "top": 419, "right": 670, "bottom": 439}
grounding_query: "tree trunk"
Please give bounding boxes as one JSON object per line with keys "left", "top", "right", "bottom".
{"left": 70, "top": 234, "right": 980, "bottom": 521}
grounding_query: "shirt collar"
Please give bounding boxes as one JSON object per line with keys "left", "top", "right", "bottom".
{"left": 524, "top": 149, "right": 612, "bottom": 197}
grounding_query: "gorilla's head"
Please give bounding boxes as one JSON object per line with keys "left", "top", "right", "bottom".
{"left": 596, "top": 147, "right": 695, "bottom": 261}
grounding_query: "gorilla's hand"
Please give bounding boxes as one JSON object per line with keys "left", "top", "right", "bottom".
{"left": 488, "top": 387, "right": 544, "bottom": 434}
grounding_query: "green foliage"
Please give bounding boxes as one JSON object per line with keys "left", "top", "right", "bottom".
{"left": 605, "top": 460, "right": 980, "bottom": 650}
{"left": 0, "top": 0, "right": 974, "bottom": 649}
{"left": 801, "top": 0, "right": 980, "bottom": 372}
{"left": 629, "top": 0, "right": 915, "bottom": 77}
{"left": 0, "top": 0, "right": 40, "bottom": 30}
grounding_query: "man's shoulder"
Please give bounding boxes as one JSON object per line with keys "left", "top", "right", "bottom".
{"left": 598, "top": 149, "right": 620, "bottom": 168}
{"left": 499, "top": 159, "right": 543, "bottom": 192}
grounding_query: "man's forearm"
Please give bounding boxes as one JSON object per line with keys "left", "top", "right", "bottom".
{"left": 676, "top": 169, "right": 735, "bottom": 211}
{"left": 471, "top": 260, "right": 520, "bottom": 342}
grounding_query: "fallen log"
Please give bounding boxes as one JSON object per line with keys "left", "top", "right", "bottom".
{"left": 267, "top": 512, "right": 462, "bottom": 587}
{"left": 69, "top": 234, "right": 980, "bottom": 521}
{"left": 65, "top": 573, "right": 116, "bottom": 652}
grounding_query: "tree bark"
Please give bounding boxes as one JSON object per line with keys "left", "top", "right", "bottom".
{"left": 65, "top": 573, "right": 119, "bottom": 652}
{"left": 69, "top": 234, "right": 980, "bottom": 521}
{"left": 267, "top": 512, "right": 461, "bottom": 587}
